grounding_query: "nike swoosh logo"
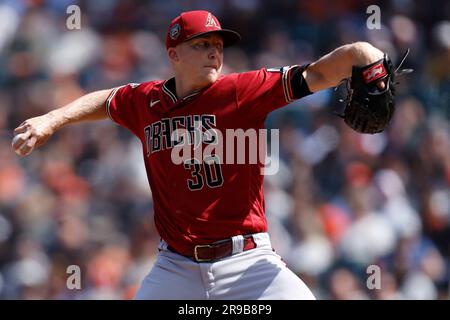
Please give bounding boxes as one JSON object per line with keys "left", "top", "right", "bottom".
{"left": 150, "top": 100, "right": 160, "bottom": 108}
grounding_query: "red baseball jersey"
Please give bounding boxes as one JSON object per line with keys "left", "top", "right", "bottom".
{"left": 107, "top": 66, "right": 300, "bottom": 255}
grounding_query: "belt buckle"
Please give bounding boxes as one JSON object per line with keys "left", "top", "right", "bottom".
{"left": 194, "top": 244, "right": 214, "bottom": 262}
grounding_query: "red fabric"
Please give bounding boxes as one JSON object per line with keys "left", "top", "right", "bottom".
{"left": 107, "top": 67, "right": 298, "bottom": 255}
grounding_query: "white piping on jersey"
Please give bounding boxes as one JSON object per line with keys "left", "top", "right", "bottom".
{"left": 281, "top": 65, "right": 298, "bottom": 103}
{"left": 162, "top": 78, "right": 178, "bottom": 103}
{"left": 106, "top": 85, "right": 124, "bottom": 123}
{"left": 183, "top": 91, "right": 201, "bottom": 100}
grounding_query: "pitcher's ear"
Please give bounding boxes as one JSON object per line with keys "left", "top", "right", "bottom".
{"left": 168, "top": 48, "right": 179, "bottom": 62}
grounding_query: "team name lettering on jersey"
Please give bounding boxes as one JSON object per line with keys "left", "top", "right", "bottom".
{"left": 144, "top": 115, "right": 217, "bottom": 156}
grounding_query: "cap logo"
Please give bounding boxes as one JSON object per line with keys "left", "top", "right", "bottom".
{"left": 205, "top": 13, "right": 219, "bottom": 28}
{"left": 170, "top": 23, "right": 181, "bottom": 40}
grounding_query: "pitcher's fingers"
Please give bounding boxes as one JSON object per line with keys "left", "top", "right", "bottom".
{"left": 19, "top": 136, "right": 36, "bottom": 156}
{"left": 14, "top": 125, "right": 28, "bottom": 134}
{"left": 26, "top": 136, "right": 37, "bottom": 148}
{"left": 376, "top": 80, "right": 386, "bottom": 90}
{"left": 17, "top": 131, "right": 31, "bottom": 144}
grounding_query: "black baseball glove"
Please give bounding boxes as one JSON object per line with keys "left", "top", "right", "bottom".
{"left": 337, "top": 49, "right": 413, "bottom": 134}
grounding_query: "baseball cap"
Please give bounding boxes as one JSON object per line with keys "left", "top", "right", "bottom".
{"left": 166, "top": 10, "right": 241, "bottom": 49}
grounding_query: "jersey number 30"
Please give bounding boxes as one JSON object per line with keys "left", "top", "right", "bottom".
{"left": 184, "top": 155, "right": 224, "bottom": 191}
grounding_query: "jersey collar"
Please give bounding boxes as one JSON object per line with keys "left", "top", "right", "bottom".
{"left": 162, "top": 77, "right": 178, "bottom": 103}
{"left": 162, "top": 77, "right": 202, "bottom": 105}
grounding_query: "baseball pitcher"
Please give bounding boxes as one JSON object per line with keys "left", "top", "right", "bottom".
{"left": 12, "top": 11, "right": 410, "bottom": 299}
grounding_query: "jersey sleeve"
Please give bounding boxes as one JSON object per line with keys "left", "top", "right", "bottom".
{"left": 106, "top": 83, "right": 148, "bottom": 137}
{"left": 235, "top": 65, "right": 301, "bottom": 120}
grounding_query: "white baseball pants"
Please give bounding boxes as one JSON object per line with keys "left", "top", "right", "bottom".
{"left": 134, "top": 233, "right": 316, "bottom": 300}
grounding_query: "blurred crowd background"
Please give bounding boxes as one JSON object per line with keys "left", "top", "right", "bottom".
{"left": 0, "top": 0, "right": 449, "bottom": 299}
